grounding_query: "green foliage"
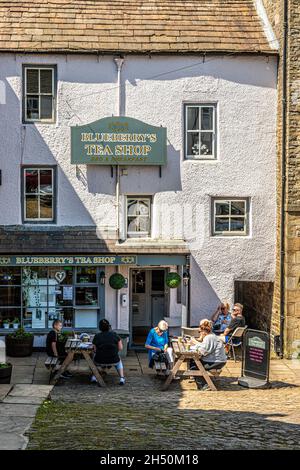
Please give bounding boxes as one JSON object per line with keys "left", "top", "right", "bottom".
{"left": 166, "top": 272, "right": 181, "bottom": 288}
{"left": 7, "top": 326, "right": 33, "bottom": 339}
{"left": 109, "top": 273, "right": 126, "bottom": 290}
{"left": 0, "top": 362, "right": 11, "bottom": 368}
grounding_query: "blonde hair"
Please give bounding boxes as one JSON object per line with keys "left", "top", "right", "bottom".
{"left": 234, "top": 303, "right": 244, "bottom": 313}
{"left": 157, "top": 320, "right": 168, "bottom": 332}
{"left": 199, "top": 319, "right": 212, "bottom": 334}
{"left": 221, "top": 301, "right": 230, "bottom": 311}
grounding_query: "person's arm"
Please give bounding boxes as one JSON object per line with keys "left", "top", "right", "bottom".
{"left": 145, "top": 330, "right": 162, "bottom": 352}
{"left": 196, "top": 336, "right": 215, "bottom": 356}
{"left": 211, "top": 305, "right": 221, "bottom": 323}
{"left": 51, "top": 341, "right": 58, "bottom": 357}
{"left": 117, "top": 339, "right": 123, "bottom": 351}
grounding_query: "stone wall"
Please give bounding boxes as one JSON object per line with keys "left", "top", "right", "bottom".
{"left": 235, "top": 281, "right": 274, "bottom": 332}
{"left": 263, "top": 0, "right": 300, "bottom": 357}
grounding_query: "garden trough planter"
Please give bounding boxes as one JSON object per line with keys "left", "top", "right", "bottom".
{"left": 0, "top": 363, "right": 12, "bottom": 384}
{"left": 5, "top": 335, "right": 34, "bottom": 357}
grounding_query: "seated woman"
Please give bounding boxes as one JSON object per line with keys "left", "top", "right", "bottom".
{"left": 145, "top": 320, "right": 171, "bottom": 368}
{"left": 191, "top": 319, "right": 227, "bottom": 390}
{"left": 211, "top": 301, "right": 231, "bottom": 334}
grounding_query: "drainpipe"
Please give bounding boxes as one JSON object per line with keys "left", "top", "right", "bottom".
{"left": 114, "top": 57, "right": 124, "bottom": 329}
{"left": 279, "top": 0, "right": 288, "bottom": 358}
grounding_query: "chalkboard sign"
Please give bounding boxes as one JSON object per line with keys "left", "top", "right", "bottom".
{"left": 242, "top": 329, "right": 270, "bottom": 382}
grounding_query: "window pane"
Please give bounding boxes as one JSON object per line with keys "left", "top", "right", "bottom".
{"left": 75, "top": 287, "right": 98, "bottom": 306}
{"left": 133, "top": 270, "right": 146, "bottom": 294}
{"left": 22, "top": 267, "right": 48, "bottom": 285}
{"left": 187, "top": 132, "right": 199, "bottom": 156}
{"left": 40, "top": 195, "right": 53, "bottom": 219}
{"left": 200, "top": 132, "right": 213, "bottom": 155}
{"left": 138, "top": 216, "right": 150, "bottom": 233}
{"left": 138, "top": 200, "right": 150, "bottom": 216}
{"left": 215, "top": 218, "right": 229, "bottom": 232}
{"left": 127, "top": 200, "right": 138, "bottom": 216}
{"left": 0, "top": 286, "right": 21, "bottom": 306}
{"left": 0, "top": 268, "right": 21, "bottom": 286}
{"left": 26, "top": 69, "right": 39, "bottom": 94}
{"left": 151, "top": 270, "right": 165, "bottom": 291}
{"left": 40, "top": 170, "right": 53, "bottom": 194}
{"left": 230, "top": 218, "right": 245, "bottom": 232}
{"left": 26, "top": 96, "right": 39, "bottom": 120}
{"left": 76, "top": 267, "right": 97, "bottom": 284}
{"left": 201, "top": 107, "right": 213, "bottom": 130}
{"left": 25, "top": 195, "right": 39, "bottom": 219}
{"left": 215, "top": 202, "right": 230, "bottom": 215}
{"left": 49, "top": 267, "right": 73, "bottom": 285}
{"left": 40, "top": 95, "right": 53, "bottom": 119}
{"left": 128, "top": 216, "right": 139, "bottom": 233}
{"left": 55, "top": 288, "right": 73, "bottom": 307}
{"left": 0, "top": 309, "right": 21, "bottom": 328}
{"left": 23, "top": 285, "right": 48, "bottom": 307}
{"left": 40, "top": 69, "right": 53, "bottom": 94}
{"left": 23, "top": 308, "right": 46, "bottom": 329}
{"left": 187, "top": 107, "right": 199, "bottom": 130}
{"left": 231, "top": 201, "right": 246, "bottom": 216}
{"left": 58, "top": 308, "right": 74, "bottom": 328}
{"left": 25, "top": 170, "right": 39, "bottom": 193}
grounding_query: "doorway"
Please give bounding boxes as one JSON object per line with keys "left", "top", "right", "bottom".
{"left": 130, "top": 268, "right": 167, "bottom": 346}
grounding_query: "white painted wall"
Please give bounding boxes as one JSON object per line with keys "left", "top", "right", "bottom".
{"left": 0, "top": 53, "right": 278, "bottom": 326}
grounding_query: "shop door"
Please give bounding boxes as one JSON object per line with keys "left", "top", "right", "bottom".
{"left": 131, "top": 269, "right": 166, "bottom": 345}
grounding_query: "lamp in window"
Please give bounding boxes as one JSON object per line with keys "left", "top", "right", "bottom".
{"left": 100, "top": 271, "right": 106, "bottom": 285}
{"left": 183, "top": 271, "right": 190, "bottom": 286}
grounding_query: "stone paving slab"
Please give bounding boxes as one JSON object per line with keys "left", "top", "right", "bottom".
{"left": 9, "top": 384, "right": 53, "bottom": 398}
{"left": 0, "top": 384, "right": 13, "bottom": 401}
{"left": 3, "top": 395, "right": 46, "bottom": 405}
{"left": 0, "top": 404, "right": 39, "bottom": 417}
{"left": 0, "top": 416, "right": 34, "bottom": 434}
{"left": 0, "top": 432, "right": 27, "bottom": 450}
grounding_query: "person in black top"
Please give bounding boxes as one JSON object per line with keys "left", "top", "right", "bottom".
{"left": 92, "top": 319, "right": 125, "bottom": 385}
{"left": 46, "top": 319, "right": 72, "bottom": 378}
{"left": 220, "top": 303, "right": 246, "bottom": 345}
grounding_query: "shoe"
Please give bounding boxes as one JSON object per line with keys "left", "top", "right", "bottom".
{"left": 119, "top": 377, "right": 126, "bottom": 386}
{"left": 200, "top": 384, "right": 211, "bottom": 391}
{"left": 61, "top": 373, "right": 71, "bottom": 379}
{"left": 63, "top": 371, "right": 73, "bottom": 377}
{"left": 90, "top": 375, "right": 97, "bottom": 383}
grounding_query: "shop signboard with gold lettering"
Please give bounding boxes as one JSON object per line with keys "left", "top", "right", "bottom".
{"left": 0, "top": 255, "right": 137, "bottom": 266}
{"left": 71, "top": 116, "right": 167, "bottom": 165}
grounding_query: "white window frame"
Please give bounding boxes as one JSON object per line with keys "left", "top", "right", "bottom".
{"left": 185, "top": 104, "right": 217, "bottom": 160}
{"left": 23, "top": 167, "right": 54, "bottom": 222}
{"left": 212, "top": 198, "right": 249, "bottom": 236}
{"left": 24, "top": 66, "right": 55, "bottom": 123}
{"left": 126, "top": 197, "right": 152, "bottom": 239}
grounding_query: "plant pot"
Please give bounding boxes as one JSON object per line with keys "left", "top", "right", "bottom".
{"left": 13, "top": 324, "right": 20, "bottom": 330}
{"left": 3, "top": 324, "right": 10, "bottom": 329}
{"left": 5, "top": 335, "right": 34, "bottom": 357}
{"left": 0, "top": 364, "right": 12, "bottom": 384}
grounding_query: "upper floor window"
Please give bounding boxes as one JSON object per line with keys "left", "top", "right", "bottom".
{"left": 23, "top": 65, "right": 56, "bottom": 123}
{"left": 127, "top": 197, "right": 151, "bottom": 238}
{"left": 212, "top": 198, "right": 249, "bottom": 236}
{"left": 23, "top": 167, "right": 56, "bottom": 223}
{"left": 185, "top": 104, "right": 216, "bottom": 159}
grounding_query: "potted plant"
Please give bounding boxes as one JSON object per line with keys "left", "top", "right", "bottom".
{"left": 12, "top": 318, "right": 20, "bottom": 330}
{"left": 3, "top": 319, "right": 11, "bottom": 329}
{"left": 5, "top": 327, "right": 34, "bottom": 357}
{"left": 0, "top": 363, "right": 12, "bottom": 384}
{"left": 166, "top": 272, "right": 181, "bottom": 288}
{"left": 109, "top": 273, "right": 126, "bottom": 289}
{"left": 57, "top": 331, "right": 74, "bottom": 356}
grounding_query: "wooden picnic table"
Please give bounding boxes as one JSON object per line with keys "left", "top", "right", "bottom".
{"left": 162, "top": 337, "right": 217, "bottom": 391}
{"left": 50, "top": 338, "right": 106, "bottom": 387}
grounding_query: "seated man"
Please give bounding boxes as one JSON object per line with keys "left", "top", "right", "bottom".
{"left": 220, "top": 303, "right": 246, "bottom": 347}
{"left": 46, "top": 319, "right": 72, "bottom": 379}
{"left": 211, "top": 301, "right": 231, "bottom": 334}
{"left": 91, "top": 319, "right": 125, "bottom": 386}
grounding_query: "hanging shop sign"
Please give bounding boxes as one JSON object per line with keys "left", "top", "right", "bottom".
{"left": 71, "top": 116, "right": 167, "bottom": 166}
{"left": 0, "top": 255, "right": 137, "bottom": 266}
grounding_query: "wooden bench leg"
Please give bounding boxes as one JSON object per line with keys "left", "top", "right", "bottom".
{"left": 51, "top": 352, "right": 74, "bottom": 385}
{"left": 162, "top": 356, "right": 184, "bottom": 391}
{"left": 193, "top": 357, "right": 217, "bottom": 391}
{"left": 82, "top": 351, "right": 106, "bottom": 387}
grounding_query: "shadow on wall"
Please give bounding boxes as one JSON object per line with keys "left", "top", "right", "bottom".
{"left": 190, "top": 255, "right": 221, "bottom": 325}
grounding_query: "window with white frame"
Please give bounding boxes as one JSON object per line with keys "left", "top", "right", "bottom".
{"left": 212, "top": 199, "right": 249, "bottom": 236}
{"left": 127, "top": 197, "right": 151, "bottom": 238}
{"left": 23, "top": 66, "right": 56, "bottom": 123}
{"left": 185, "top": 104, "right": 216, "bottom": 159}
{"left": 23, "top": 168, "right": 55, "bottom": 222}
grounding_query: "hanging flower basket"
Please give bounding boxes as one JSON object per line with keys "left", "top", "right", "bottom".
{"left": 166, "top": 272, "right": 181, "bottom": 288}
{"left": 109, "top": 273, "right": 126, "bottom": 290}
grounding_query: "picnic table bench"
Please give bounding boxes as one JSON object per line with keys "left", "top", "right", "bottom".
{"left": 50, "top": 338, "right": 106, "bottom": 387}
{"left": 162, "top": 337, "right": 220, "bottom": 391}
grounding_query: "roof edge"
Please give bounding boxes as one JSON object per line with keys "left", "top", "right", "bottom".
{"left": 254, "top": 0, "right": 279, "bottom": 50}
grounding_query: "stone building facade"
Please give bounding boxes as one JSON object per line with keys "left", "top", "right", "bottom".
{"left": 263, "top": 0, "right": 300, "bottom": 358}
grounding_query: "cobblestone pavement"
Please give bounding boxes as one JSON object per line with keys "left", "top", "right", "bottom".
{"left": 25, "top": 352, "right": 300, "bottom": 450}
